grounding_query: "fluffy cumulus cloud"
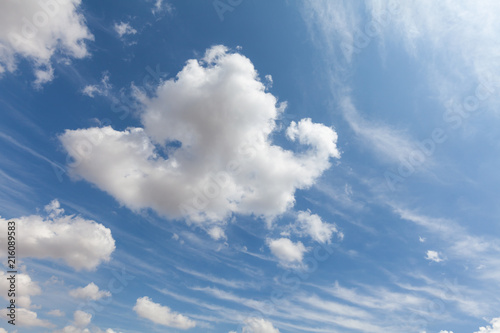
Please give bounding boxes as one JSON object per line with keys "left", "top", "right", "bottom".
{"left": 70, "top": 283, "right": 111, "bottom": 301}
{"left": 0, "top": 271, "right": 41, "bottom": 308}
{"left": 425, "top": 250, "right": 444, "bottom": 263}
{"left": 73, "top": 310, "right": 92, "bottom": 327}
{"left": 60, "top": 45, "right": 340, "bottom": 231}
{"left": 54, "top": 310, "right": 121, "bottom": 333}
{"left": 295, "top": 210, "right": 341, "bottom": 243}
{"left": 0, "top": 0, "right": 93, "bottom": 86}
{"left": 241, "top": 318, "right": 280, "bottom": 333}
{"left": 133, "top": 296, "right": 196, "bottom": 329}
{"left": 475, "top": 317, "right": 500, "bottom": 333}
{"left": 0, "top": 200, "right": 115, "bottom": 270}
{"left": 267, "top": 238, "right": 307, "bottom": 264}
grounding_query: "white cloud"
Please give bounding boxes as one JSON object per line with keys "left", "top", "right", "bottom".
{"left": 341, "top": 96, "right": 421, "bottom": 165}
{"left": 425, "top": 250, "right": 444, "bottom": 263}
{"left": 133, "top": 296, "right": 196, "bottom": 329}
{"left": 302, "top": 0, "right": 362, "bottom": 64}
{"left": 395, "top": 207, "right": 500, "bottom": 283}
{"left": 114, "top": 22, "right": 137, "bottom": 38}
{"left": 54, "top": 310, "right": 120, "bottom": 333}
{"left": 365, "top": 1, "right": 500, "bottom": 80}
{"left": 34, "top": 65, "right": 54, "bottom": 88}
{"left": 0, "top": 307, "right": 52, "bottom": 327}
{"left": 439, "top": 330, "right": 453, "bottom": 333}
{"left": 295, "top": 210, "right": 341, "bottom": 243}
{"left": 82, "top": 73, "right": 111, "bottom": 98}
{"left": 325, "top": 281, "right": 427, "bottom": 312}
{"left": 73, "top": 310, "right": 91, "bottom": 327}
{"left": 60, "top": 45, "right": 340, "bottom": 231}
{"left": 69, "top": 283, "right": 111, "bottom": 301}
{"left": 0, "top": 200, "right": 115, "bottom": 270}
{"left": 152, "top": 0, "right": 173, "bottom": 15}
{"left": 242, "top": 317, "right": 280, "bottom": 333}
{"left": 267, "top": 238, "right": 307, "bottom": 264}
{"left": 0, "top": 271, "right": 41, "bottom": 308}
{"left": 304, "top": 1, "right": 500, "bottom": 115}
{"left": 207, "top": 226, "right": 226, "bottom": 241}
{"left": 264, "top": 74, "right": 273, "bottom": 89}
{"left": 0, "top": 0, "right": 93, "bottom": 86}
{"left": 474, "top": 317, "right": 500, "bottom": 333}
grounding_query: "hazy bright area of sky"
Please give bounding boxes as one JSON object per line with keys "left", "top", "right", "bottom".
{"left": 1, "top": 1, "right": 500, "bottom": 333}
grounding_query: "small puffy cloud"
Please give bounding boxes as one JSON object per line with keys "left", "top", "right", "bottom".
{"left": 60, "top": 45, "right": 340, "bottom": 232}
{"left": 73, "top": 310, "right": 92, "bottom": 327}
{"left": 69, "top": 283, "right": 111, "bottom": 301}
{"left": 0, "top": 271, "right": 41, "bottom": 308}
{"left": 34, "top": 65, "right": 54, "bottom": 88}
{"left": 133, "top": 296, "right": 196, "bottom": 329}
{"left": 0, "top": 200, "right": 115, "bottom": 270}
{"left": 264, "top": 74, "right": 273, "bottom": 89}
{"left": 114, "top": 22, "right": 137, "bottom": 38}
{"left": 268, "top": 238, "right": 307, "bottom": 264}
{"left": 0, "top": 307, "right": 52, "bottom": 327}
{"left": 0, "top": 0, "right": 93, "bottom": 86}
{"left": 207, "top": 226, "right": 226, "bottom": 240}
{"left": 54, "top": 310, "right": 120, "bottom": 333}
{"left": 425, "top": 250, "right": 444, "bottom": 263}
{"left": 295, "top": 210, "right": 341, "bottom": 243}
{"left": 82, "top": 73, "right": 111, "bottom": 98}
{"left": 242, "top": 317, "right": 280, "bottom": 333}
{"left": 419, "top": 236, "right": 426, "bottom": 243}
{"left": 54, "top": 311, "right": 91, "bottom": 332}
{"left": 474, "top": 317, "right": 500, "bottom": 333}
{"left": 439, "top": 331, "right": 453, "bottom": 333}
{"left": 152, "top": 0, "right": 173, "bottom": 15}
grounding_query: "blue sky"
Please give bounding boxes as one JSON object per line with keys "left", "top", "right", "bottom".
{"left": 1, "top": 1, "right": 500, "bottom": 333}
